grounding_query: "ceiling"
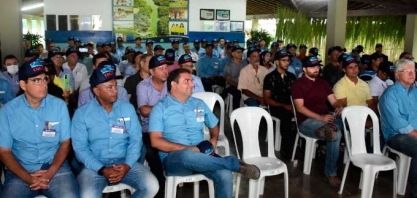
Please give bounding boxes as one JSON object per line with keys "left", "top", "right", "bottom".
{"left": 247, "top": 0, "right": 417, "bottom": 18}
{"left": 21, "top": 0, "right": 417, "bottom": 18}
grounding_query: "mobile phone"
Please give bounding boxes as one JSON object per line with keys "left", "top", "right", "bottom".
{"left": 63, "top": 74, "right": 70, "bottom": 91}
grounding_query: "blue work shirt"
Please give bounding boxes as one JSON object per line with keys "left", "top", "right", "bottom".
{"left": 220, "top": 55, "right": 232, "bottom": 71}
{"left": 1, "top": 71, "right": 19, "bottom": 96}
{"left": 197, "top": 56, "right": 222, "bottom": 78}
{"left": 124, "top": 66, "right": 137, "bottom": 78}
{"left": 78, "top": 86, "right": 129, "bottom": 107}
{"left": 192, "top": 75, "right": 205, "bottom": 93}
{"left": 136, "top": 77, "right": 168, "bottom": 132}
{"left": 149, "top": 95, "right": 218, "bottom": 161}
{"left": 217, "top": 46, "right": 225, "bottom": 59}
{"left": 116, "top": 46, "right": 126, "bottom": 61}
{"left": 71, "top": 99, "right": 142, "bottom": 171}
{"left": 192, "top": 48, "right": 206, "bottom": 58}
{"left": 380, "top": 82, "right": 417, "bottom": 141}
{"left": 174, "top": 49, "right": 185, "bottom": 61}
{"left": 119, "top": 60, "right": 133, "bottom": 74}
{"left": 0, "top": 78, "right": 15, "bottom": 104}
{"left": 288, "top": 58, "right": 303, "bottom": 78}
{"left": 57, "top": 67, "right": 76, "bottom": 91}
{"left": 0, "top": 94, "right": 71, "bottom": 173}
{"left": 134, "top": 46, "right": 145, "bottom": 53}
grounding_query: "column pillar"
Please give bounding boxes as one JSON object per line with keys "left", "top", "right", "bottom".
{"left": 252, "top": 19, "right": 259, "bottom": 30}
{"left": 325, "top": 0, "right": 348, "bottom": 57}
{"left": 405, "top": 14, "right": 417, "bottom": 59}
{"left": 0, "top": 0, "right": 23, "bottom": 61}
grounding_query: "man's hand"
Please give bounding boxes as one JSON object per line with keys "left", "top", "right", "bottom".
{"left": 210, "top": 140, "right": 217, "bottom": 150}
{"left": 282, "top": 104, "right": 292, "bottom": 111}
{"left": 29, "top": 170, "right": 50, "bottom": 190}
{"left": 108, "top": 164, "right": 131, "bottom": 183}
{"left": 409, "top": 131, "right": 417, "bottom": 137}
{"left": 102, "top": 167, "right": 119, "bottom": 181}
{"left": 334, "top": 107, "right": 343, "bottom": 116}
{"left": 257, "top": 96, "right": 265, "bottom": 105}
{"left": 320, "top": 114, "right": 335, "bottom": 123}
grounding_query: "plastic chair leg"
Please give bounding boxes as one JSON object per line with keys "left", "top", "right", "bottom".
{"left": 207, "top": 179, "right": 215, "bottom": 198}
{"left": 343, "top": 149, "right": 349, "bottom": 164}
{"left": 291, "top": 133, "right": 300, "bottom": 162}
{"left": 120, "top": 190, "right": 127, "bottom": 198}
{"left": 193, "top": 181, "right": 200, "bottom": 198}
{"left": 273, "top": 118, "right": 281, "bottom": 151}
{"left": 360, "top": 168, "right": 377, "bottom": 198}
{"left": 234, "top": 174, "right": 241, "bottom": 198}
{"left": 165, "top": 177, "right": 176, "bottom": 198}
{"left": 303, "top": 139, "right": 316, "bottom": 175}
{"left": 284, "top": 170, "right": 289, "bottom": 198}
{"left": 248, "top": 179, "right": 260, "bottom": 198}
{"left": 397, "top": 156, "right": 411, "bottom": 195}
{"left": 259, "top": 177, "right": 265, "bottom": 195}
{"left": 393, "top": 168, "right": 398, "bottom": 198}
{"left": 338, "top": 161, "right": 350, "bottom": 194}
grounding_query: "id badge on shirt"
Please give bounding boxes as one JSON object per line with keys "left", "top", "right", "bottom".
{"left": 42, "top": 129, "right": 56, "bottom": 137}
{"left": 111, "top": 125, "right": 125, "bottom": 134}
{"left": 214, "top": 62, "right": 219, "bottom": 70}
{"left": 195, "top": 108, "right": 205, "bottom": 122}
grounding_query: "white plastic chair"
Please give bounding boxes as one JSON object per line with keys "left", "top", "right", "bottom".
{"left": 192, "top": 92, "right": 230, "bottom": 156}
{"left": 102, "top": 183, "right": 136, "bottom": 198}
{"left": 34, "top": 196, "right": 47, "bottom": 198}
{"left": 225, "top": 93, "right": 233, "bottom": 118}
{"left": 271, "top": 116, "right": 282, "bottom": 151}
{"left": 290, "top": 97, "right": 320, "bottom": 175}
{"left": 165, "top": 174, "right": 215, "bottom": 198}
{"left": 230, "top": 107, "right": 289, "bottom": 198}
{"left": 339, "top": 106, "right": 397, "bottom": 198}
{"left": 211, "top": 85, "right": 223, "bottom": 95}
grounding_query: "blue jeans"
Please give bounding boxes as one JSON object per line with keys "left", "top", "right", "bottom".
{"left": 244, "top": 98, "right": 260, "bottom": 106}
{"left": 299, "top": 118, "right": 343, "bottom": 177}
{"left": 387, "top": 134, "right": 417, "bottom": 196}
{"left": 163, "top": 149, "right": 240, "bottom": 198}
{"left": 77, "top": 160, "right": 158, "bottom": 198}
{"left": 1, "top": 163, "right": 79, "bottom": 198}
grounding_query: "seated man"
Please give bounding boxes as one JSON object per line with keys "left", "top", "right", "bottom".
{"left": 149, "top": 68, "right": 260, "bottom": 198}
{"left": 0, "top": 78, "right": 15, "bottom": 106}
{"left": 197, "top": 43, "right": 224, "bottom": 91}
{"left": 380, "top": 59, "right": 417, "bottom": 198}
{"left": 368, "top": 61, "right": 391, "bottom": 110}
{"left": 291, "top": 56, "right": 344, "bottom": 187}
{"left": 124, "top": 54, "right": 151, "bottom": 110}
{"left": 223, "top": 46, "right": 246, "bottom": 110}
{"left": 178, "top": 54, "right": 204, "bottom": 93}
{"left": 333, "top": 55, "right": 373, "bottom": 108}
{"left": 71, "top": 61, "right": 158, "bottom": 198}
{"left": 238, "top": 48, "right": 268, "bottom": 106}
{"left": 0, "top": 58, "right": 79, "bottom": 197}
{"left": 263, "top": 49, "right": 296, "bottom": 158}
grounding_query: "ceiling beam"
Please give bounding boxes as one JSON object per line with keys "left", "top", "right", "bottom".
{"left": 246, "top": 14, "right": 277, "bottom": 20}
{"left": 289, "top": 0, "right": 299, "bottom": 10}
{"left": 309, "top": 9, "right": 417, "bottom": 17}
{"left": 350, "top": 0, "right": 417, "bottom": 10}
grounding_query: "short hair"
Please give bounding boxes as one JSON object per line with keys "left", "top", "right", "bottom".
{"left": 183, "top": 42, "right": 189, "bottom": 47}
{"left": 219, "top": 37, "right": 225, "bottom": 41}
{"left": 399, "top": 52, "right": 412, "bottom": 59}
{"left": 140, "top": 54, "right": 152, "bottom": 62}
{"left": 93, "top": 53, "right": 107, "bottom": 66}
{"left": 36, "top": 44, "right": 43, "bottom": 48}
{"left": 3, "top": 54, "right": 18, "bottom": 64}
{"left": 167, "top": 68, "right": 191, "bottom": 92}
{"left": 394, "top": 58, "right": 415, "bottom": 73}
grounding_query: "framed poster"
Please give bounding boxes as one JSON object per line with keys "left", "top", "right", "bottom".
{"left": 200, "top": 9, "right": 215, "bottom": 20}
{"left": 230, "top": 21, "right": 244, "bottom": 32}
{"left": 216, "top": 9, "right": 230, "bottom": 20}
{"left": 202, "top": 21, "right": 215, "bottom": 31}
{"left": 215, "top": 21, "right": 229, "bottom": 32}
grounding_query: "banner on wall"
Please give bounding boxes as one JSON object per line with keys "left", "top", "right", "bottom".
{"left": 113, "top": 0, "right": 189, "bottom": 43}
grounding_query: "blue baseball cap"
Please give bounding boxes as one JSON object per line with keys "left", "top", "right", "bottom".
{"left": 178, "top": 54, "right": 196, "bottom": 64}
{"left": 149, "top": 55, "right": 167, "bottom": 69}
{"left": 24, "top": 49, "right": 37, "bottom": 58}
{"left": 274, "top": 49, "right": 290, "bottom": 60}
{"left": 146, "top": 40, "right": 154, "bottom": 45}
{"left": 66, "top": 47, "right": 78, "bottom": 57}
{"left": 340, "top": 55, "right": 356, "bottom": 67}
{"left": 165, "top": 49, "right": 175, "bottom": 62}
{"left": 154, "top": 45, "right": 165, "bottom": 51}
{"left": 19, "top": 58, "right": 46, "bottom": 81}
{"left": 48, "top": 48, "right": 64, "bottom": 59}
{"left": 303, "top": 56, "right": 322, "bottom": 67}
{"left": 193, "top": 39, "right": 200, "bottom": 43}
{"left": 89, "top": 61, "right": 116, "bottom": 88}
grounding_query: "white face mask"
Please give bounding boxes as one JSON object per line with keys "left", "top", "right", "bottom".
{"left": 7, "top": 65, "right": 19, "bottom": 75}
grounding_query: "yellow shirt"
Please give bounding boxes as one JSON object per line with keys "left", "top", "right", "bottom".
{"left": 53, "top": 76, "right": 73, "bottom": 93}
{"left": 333, "top": 76, "right": 371, "bottom": 106}
{"left": 238, "top": 64, "right": 268, "bottom": 100}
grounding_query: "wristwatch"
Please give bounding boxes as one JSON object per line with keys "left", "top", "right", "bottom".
{"left": 97, "top": 166, "right": 105, "bottom": 176}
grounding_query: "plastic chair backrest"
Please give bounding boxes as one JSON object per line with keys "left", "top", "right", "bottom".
{"left": 341, "top": 106, "right": 381, "bottom": 156}
{"left": 230, "top": 107, "right": 275, "bottom": 159}
{"left": 290, "top": 96, "right": 300, "bottom": 128}
{"left": 191, "top": 92, "right": 225, "bottom": 136}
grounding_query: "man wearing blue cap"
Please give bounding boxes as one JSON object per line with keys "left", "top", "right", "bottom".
{"left": 49, "top": 48, "right": 76, "bottom": 92}
{"left": 197, "top": 43, "right": 224, "bottom": 92}
{"left": 72, "top": 61, "right": 158, "bottom": 198}
{"left": 217, "top": 37, "right": 226, "bottom": 59}
{"left": 191, "top": 40, "right": 204, "bottom": 58}
{"left": 116, "top": 37, "right": 126, "bottom": 62}
{"left": 0, "top": 58, "right": 79, "bottom": 197}
{"left": 62, "top": 36, "right": 75, "bottom": 52}
{"left": 63, "top": 47, "right": 88, "bottom": 91}
{"left": 145, "top": 40, "right": 154, "bottom": 55}
{"left": 136, "top": 55, "right": 169, "bottom": 194}
{"left": 170, "top": 39, "right": 184, "bottom": 61}
{"left": 134, "top": 37, "right": 145, "bottom": 53}
{"left": 224, "top": 46, "right": 246, "bottom": 110}
{"left": 286, "top": 43, "right": 303, "bottom": 78}
{"left": 178, "top": 54, "right": 204, "bottom": 93}
{"left": 149, "top": 68, "right": 260, "bottom": 198}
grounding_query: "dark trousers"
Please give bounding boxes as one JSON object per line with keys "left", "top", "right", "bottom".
{"left": 270, "top": 106, "right": 295, "bottom": 158}
{"left": 226, "top": 86, "right": 241, "bottom": 110}
{"left": 201, "top": 76, "right": 225, "bottom": 92}
{"left": 143, "top": 133, "right": 165, "bottom": 192}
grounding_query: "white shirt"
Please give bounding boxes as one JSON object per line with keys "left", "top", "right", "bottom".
{"left": 368, "top": 75, "right": 388, "bottom": 98}
{"left": 63, "top": 62, "right": 88, "bottom": 91}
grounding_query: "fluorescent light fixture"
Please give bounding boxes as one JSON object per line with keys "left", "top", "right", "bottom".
{"left": 21, "top": 3, "right": 44, "bottom": 11}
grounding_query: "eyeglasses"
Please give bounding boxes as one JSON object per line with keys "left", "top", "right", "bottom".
{"left": 28, "top": 77, "right": 49, "bottom": 85}
{"left": 398, "top": 69, "right": 415, "bottom": 74}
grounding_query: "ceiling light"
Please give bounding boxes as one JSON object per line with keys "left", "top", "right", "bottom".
{"left": 21, "top": 3, "right": 44, "bottom": 11}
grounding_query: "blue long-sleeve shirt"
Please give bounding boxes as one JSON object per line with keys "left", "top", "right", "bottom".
{"left": 0, "top": 79, "right": 15, "bottom": 104}
{"left": 1, "top": 71, "right": 19, "bottom": 96}
{"left": 380, "top": 82, "right": 417, "bottom": 141}
{"left": 197, "top": 56, "right": 222, "bottom": 78}
{"left": 71, "top": 99, "right": 142, "bottom": 171}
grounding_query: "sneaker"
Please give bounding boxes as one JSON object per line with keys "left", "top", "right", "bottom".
{"left": 327, "top": 175, "right": 341, "bottom": 188}
{"left": 238, "top": 160, "right": 260, "bottom": 179}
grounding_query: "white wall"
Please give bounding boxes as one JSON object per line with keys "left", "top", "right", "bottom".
{"left": 189, "top": 0, "right": 246, "bottom": 31}
{"left": 44, "top": 0, "right": 112, "bottom": 31}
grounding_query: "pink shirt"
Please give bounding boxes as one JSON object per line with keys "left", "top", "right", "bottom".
{"left": 167, "top": 61, "right": 179, "bottom": 73}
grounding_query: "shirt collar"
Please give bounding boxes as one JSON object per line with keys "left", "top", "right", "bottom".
{"left": 21, "top": 94, "right": 47, "bottom": 109}
{"left": 93, "top": 97, "right": 120, "bottom": 109}
{"left": 394, "top": 81, "right": 415, "bottom": 92}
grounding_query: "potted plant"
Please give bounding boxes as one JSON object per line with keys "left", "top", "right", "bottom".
{"left": 23, "top": 32, "right": 42, "bottom": 49}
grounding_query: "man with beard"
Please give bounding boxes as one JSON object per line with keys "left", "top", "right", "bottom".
{"left": 291, "top": 56, "right": 344, "bottom": 187}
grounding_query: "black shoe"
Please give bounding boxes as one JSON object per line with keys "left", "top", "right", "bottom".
{"left": 238, "top": 160, "right": 260, "bottom": 179}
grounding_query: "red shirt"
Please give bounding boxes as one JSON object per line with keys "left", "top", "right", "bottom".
{"left": 290, "top": 75, "right": 333, "bottom": 123}
{"left": 296, "top": 54, "right": 306, "bottom": 62}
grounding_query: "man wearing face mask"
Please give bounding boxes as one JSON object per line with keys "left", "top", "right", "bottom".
{"left": 2, "top": 55, "right": 20, "bottom": 96}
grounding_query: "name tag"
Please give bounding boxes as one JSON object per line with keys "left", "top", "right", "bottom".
{"left": 0, "top": 91, "right": 4, "bottom": 94}
{"left": 195, "top": 108, "right": 204, "bottom": 122}
{"left": 117, "top": 117, "right": 130, "bottom": 122}
{"left": 42, "top": 129, "right": 56, "bottom": 137}
{"left": 111, "top": 125, "right": 125, "bottom": 134}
